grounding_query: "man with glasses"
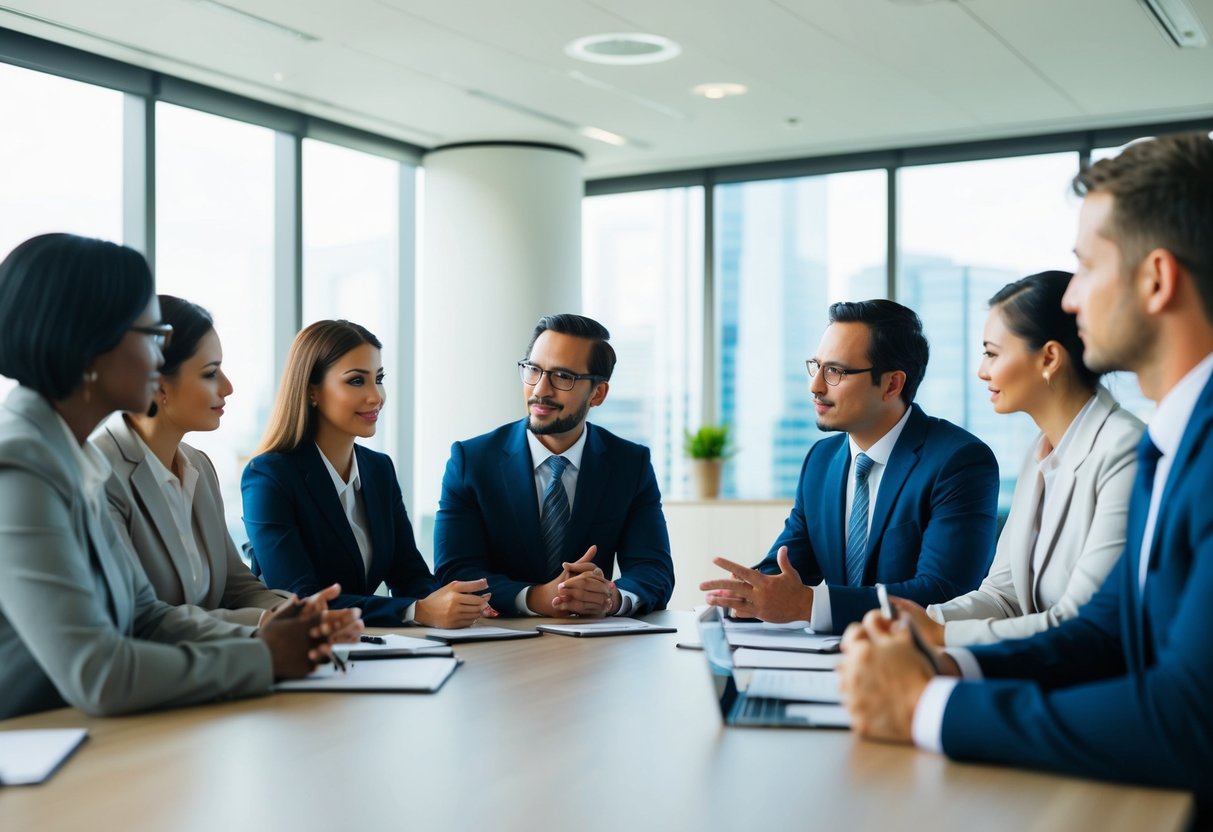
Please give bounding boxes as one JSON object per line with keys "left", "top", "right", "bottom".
{"left": 838, "top": 132, "right": 1213, "bottom": 812}
{"left": 434, "top": 314, "right": 674, "bottom": 617}
{"left": 701, "top": 299, "right": 999, "bottom": 633}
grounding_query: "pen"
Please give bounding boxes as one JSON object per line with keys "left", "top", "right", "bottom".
{"left": 876, "top": 583, "right": 942, "bottom": 675}
{"left": 331, "top": 648, "right": 348, "bottom": 674}
{"left": 360, "top": 635, "right": 386, "bottom": 644}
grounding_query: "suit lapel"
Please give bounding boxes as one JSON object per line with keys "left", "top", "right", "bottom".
{"left": 866, "top": 406, "right": 925, "bottom": 560}
{"left": 500, "top": 421, "right": 546, "bottom": 572}
{"left": 357, "top": 445, "right": 391, "bottom": 589}
{"left": 565, "top": 423, "right": 606, "bottom": 563}
{"left": 189, "top": 457, "right": 228, "bottom": 607}
{"left": 297, "top": 445, "right": 367, "bottom": 592}
{"left": 1007, "top": 466, "right": 1044, "bottom": 613}
{"left": 822, "top": 441, "right": 851, "bottom": 581}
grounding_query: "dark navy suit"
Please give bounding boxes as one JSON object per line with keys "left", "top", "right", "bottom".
{"left": 433, "top": 420, "right": 674, "bottom": 616}
{"left": 941, "top": 373, "right": 1213, "bottom": 801}
{"left": 758, "top": 404, "right": 999, "bottom": 630}
{"left": 241, "top": 443, "right": 437, "bottom": 626}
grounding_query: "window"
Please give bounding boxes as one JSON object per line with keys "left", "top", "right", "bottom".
{"left": 897, "top": 152, "right": 1082, "bottom": 509}
{"left": 715, "top": 170, "right": 888, "bottom": 498}
{"left": 155, "top": 102, "right": 276, "bottom": 543}
{"left": 582, "top": 187, "right": 704, "bottom": 497}
{"left": 302, "top": 139, "right": 404, "bottom": 458}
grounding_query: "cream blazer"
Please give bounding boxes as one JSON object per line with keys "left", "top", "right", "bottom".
{"left": 92, "top": 414, "right": 287, "bottom": 627}
{"left": 928, "top": 387, "right": 1144, "bottom": 646}
{"left": 0, "top": 388, "right": 272, "bottom": 720}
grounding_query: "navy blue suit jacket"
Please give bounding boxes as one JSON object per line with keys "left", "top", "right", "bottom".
{"left": 241, "top": 443, "right": 438, "bottom": 626}
{"left": 758, "top": 404, "right": 999, "bottom": 631}
{"left": 433, "top": 420, "right": 674, "bottom": 616}
{"left": 941, "top": 372, "right": 1213, "bottom": 800}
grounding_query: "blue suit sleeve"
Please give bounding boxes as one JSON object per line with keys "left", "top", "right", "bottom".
{"left": 607, "top": 449, "right": 674, "bottom": 614}
{"left": 241, "top": 457, "right": 415, "bottom": 626}
{"left": 433, "top": 442, "right": 530, "bottom": 616}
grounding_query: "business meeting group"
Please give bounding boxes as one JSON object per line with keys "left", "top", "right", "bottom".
{"left": 0, "top": 130, "right": 1210, "bottom": 823}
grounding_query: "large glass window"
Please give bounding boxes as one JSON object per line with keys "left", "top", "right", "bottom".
{"left": 582, "top": 187, "right": 704, "bottom": 497}
{"left": 302, "top": 139, "right": 403, "bottom": 458}
{"left": 897, "top": 152, "right": 1081, "bottom": 508}
{"left": 0, "top": 63, "right": 124, "bottom": 397}
{"left": 155, "top": 103, "right": 276, "bottom": 544}
{"left": 715, "top": 170, "right": 888, "bottom": 499}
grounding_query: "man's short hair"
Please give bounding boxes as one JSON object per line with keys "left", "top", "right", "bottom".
{"left": 828, "top": 299, "right": 929, "bottom": 406}
{"left": 525, "top": 314, "right": 616, "bottom": 381}
{"left": 1073, "top": 131, "right": 1213, "bottom": 322}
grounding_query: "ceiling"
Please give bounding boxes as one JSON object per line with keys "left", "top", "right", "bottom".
{"left": 2, "top": 0, "right": 1212, "bottom": 178}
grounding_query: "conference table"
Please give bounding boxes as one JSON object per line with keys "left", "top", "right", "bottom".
{"left": 0, "top": 611, "right": 1193, "bottom": 831}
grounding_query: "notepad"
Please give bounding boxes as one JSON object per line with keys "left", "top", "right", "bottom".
{"left": 274, "top": 657, "right": 460, "bottom": 693}
{"left": 724, "top": 630, "right": 842, "bottom": 653}
{"left": 746, "top": 669, "right": 842, "bottom": 703}
{"left": 423, "top": 625, "right": 542, "bottom": 643}
{"left": 334, "top": 634, "right": 453, "bottom": 660}
{"left": 732, "top": 648, "right": 843, "bottom": 670}
{"left": 0, "top": 728, "right": 88, "bottom": 785}
{"left": 535, "top": 617, "right": 678, "bottom": 637}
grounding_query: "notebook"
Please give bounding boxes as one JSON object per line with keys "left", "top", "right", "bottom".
{"left": 696, "top": 606, "right": 850, "bottom": 729}
{"left": 274, "top": 656, "right": 460, "bottom": 693}
{"left": 0, "top": 728, "right": 88, "bottom": 785}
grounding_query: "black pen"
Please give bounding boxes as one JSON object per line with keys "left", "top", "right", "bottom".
{"left": 331, "top": 648, "right": 348, "bottom": 674}
{"left": 360, "top": 635, "right": 386, "bottom": 644}
{"left": 876, "top": 583, "right": 942, "bottom": 675}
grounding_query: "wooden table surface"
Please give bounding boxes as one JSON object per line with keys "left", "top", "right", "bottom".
{"left": 0, "top": 612, "right": 1193, "bottom": 831}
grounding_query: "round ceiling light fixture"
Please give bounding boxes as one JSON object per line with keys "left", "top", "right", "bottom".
{"left": 565, "top": 33, "right": 681, "bottom": 65}
{"left": 691, "top": 82, "right": 748, "bottom": 100}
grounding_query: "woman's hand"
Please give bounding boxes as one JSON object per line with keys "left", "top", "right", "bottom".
{"left": 414, "top": 579, "right": 496, "bottom": 629}
{"left": 889, "top": 596, "right": 946, "bottom": 648}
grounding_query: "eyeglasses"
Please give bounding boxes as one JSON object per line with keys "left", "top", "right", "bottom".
{"left": 130, "top": 324, "right": 174, "bottom": 349}
{"left": 805, "top": 359, "right": 877, "bottom": 386}
{"left": 518, "top": 361, "right": 602, "bottom": 391}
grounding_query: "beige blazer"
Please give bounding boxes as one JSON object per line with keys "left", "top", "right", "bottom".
{"left": 0, "top": 387, "right": 272, "bottom": 720}
{"left": 91, "top": 414, "right": 287, "bottom": 627}
{"left": 928, "top": 386, "right": 1144, "bottom": 646}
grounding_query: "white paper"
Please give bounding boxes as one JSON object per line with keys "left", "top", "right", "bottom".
{"left": 785, "top": 703, "right": 852, "bottom": 728}
{"left": 424, "top": 625, "right": 538, "bottom": 641}
{"left": 722, "top": 618, "right": 811, "bottom": 632}
{"left": 746, "top": 669, "right": 842, "bottom": 703}
{"left": 724, "top": 630, "right": 842, "bottom": 653}
{"left": 537, "top": 617, "right": 672, "bottom": 636}
{"left": 334, "top": 634, "right": 451, "bottom": 659}
{"left": 0, "top": 728, "right": 88, "bottom": 785}
{"left": 733, "top": 648, "right": 843, "bottom": 670}
{"left": 274, "top": 657, "right": 459, "bottom": 692}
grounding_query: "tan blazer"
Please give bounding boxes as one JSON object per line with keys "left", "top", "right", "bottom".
{"left": 928, "top": 386, "right": 1144, "bottom": 646}
{"left": 91, "top": 414, "right": 287, "bottom": 627}
{"left": 0, "top": 387, "right": 272, "bottom": 720}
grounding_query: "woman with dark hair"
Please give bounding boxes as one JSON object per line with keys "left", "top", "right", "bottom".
{"left": 892, "top": 270, "right": 1144, "bottom": 646}
{"left": 91, "top": 296, "right": 288, "bottom": 625}
{"left": 0, "top": 234, "right": 357, "bottom": 721}
{"left": 242, "top": 319, "right": 493, "bottom": 628}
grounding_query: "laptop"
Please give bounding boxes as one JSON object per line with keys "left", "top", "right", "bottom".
{"left": 696, "top": 606, "right": 851, "bottom": 729}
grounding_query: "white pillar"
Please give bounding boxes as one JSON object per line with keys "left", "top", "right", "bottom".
{"left": 415, "top": 142, "right": 583, "bottom": 549}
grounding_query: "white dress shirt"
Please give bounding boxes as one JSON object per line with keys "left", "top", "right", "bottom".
{"left": 316, "top": 446, "right": 373, "bottom": 577}
{"left": 515, "top": 426, "right": 638, "bottom": 616}
{"left": 912, "top": 352, "right": 1213, "bottom": 754}
{"left": 809, "top": 405, "right": 913, "bottom": 632}
{"left": 136, "top": 434, "right": 209, "bottom": 605}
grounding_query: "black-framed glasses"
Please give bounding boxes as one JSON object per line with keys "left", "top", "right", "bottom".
{"left": 518, "top": 360, "right": 602, "bottom": 391}
{"left": 131, "top": 323, "right": 173, "bottom": 349}
{"left": 805, "top": 359, "right": 877, "bottom": 386}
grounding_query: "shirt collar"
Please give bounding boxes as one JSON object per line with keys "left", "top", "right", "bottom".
{"left": 848, "top": 405, "right": 913, "bottom": 467}
{"left": 527, "top": 422, "right": 589, "bottom": 473}
{"left": 317, "top": 444, "right": 361, "bottom": 495}
{"left": 131, "top": 427, "right": 197, "bottom": 490}
{"left": 1148, "top": 352, "right": 1213, "bottom": 459}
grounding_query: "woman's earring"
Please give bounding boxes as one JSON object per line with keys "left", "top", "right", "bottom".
{"left": 82, "top": 371, "right": 98, "bottom": 404}
{"left": 1043, "top": 371, "right": 1053, "bottom": 389}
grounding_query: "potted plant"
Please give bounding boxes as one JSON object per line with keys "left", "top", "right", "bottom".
{"left": 684, "top": 424, "right": 733, "bottom": 499}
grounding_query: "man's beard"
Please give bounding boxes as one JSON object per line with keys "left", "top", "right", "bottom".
{"left": 527, "top": 395, "right": 590, "bottom": 435}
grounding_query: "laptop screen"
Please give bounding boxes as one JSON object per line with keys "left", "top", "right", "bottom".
{"left": 697, "top": 606, "right": 742, "bottom": 718}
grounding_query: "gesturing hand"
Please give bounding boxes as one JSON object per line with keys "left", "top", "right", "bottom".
{"left": 698, "top": 546, "right": 812, "bottom": 623}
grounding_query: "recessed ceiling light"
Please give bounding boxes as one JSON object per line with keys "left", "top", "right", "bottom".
{"left": 1138, "top": 0, "right": 1209, "bottom": 48}
{"left": 578, "top": 126, "right": 629, "bottom": 147}
{"left": 691, "top": 83, "right": 748, "bottom": 100}
{"left": 565, "top": 33, "right": 681, "bottom": 66}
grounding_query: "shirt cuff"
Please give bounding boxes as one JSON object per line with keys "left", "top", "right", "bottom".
{"left": 944, "top": 647, "right": 983, "bottom": 680}
{"left": 615, "top": 590, "right": 638, "bottom": 616}
{"left": 809, "top": 580, "right": 832, "bottom": 633}
{"left": 515, "top": 587, "right": 540, "bottom": 616}
{"left": 401, "top": 602, "right": 417, "bottom": 624}
{"left": 911, "top": 676, "right": 960, "bottom": 754}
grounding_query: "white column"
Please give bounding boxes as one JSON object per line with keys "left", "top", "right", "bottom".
{"left": 415, "top": 142, "right": 583, "bottom": 548}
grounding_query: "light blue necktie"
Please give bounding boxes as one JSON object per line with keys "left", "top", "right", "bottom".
{"left": 845, "top": 453, "right": 875, "bottom": 586}
{"left": 540, "top": 455, "right": 572, "bottom": 575}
